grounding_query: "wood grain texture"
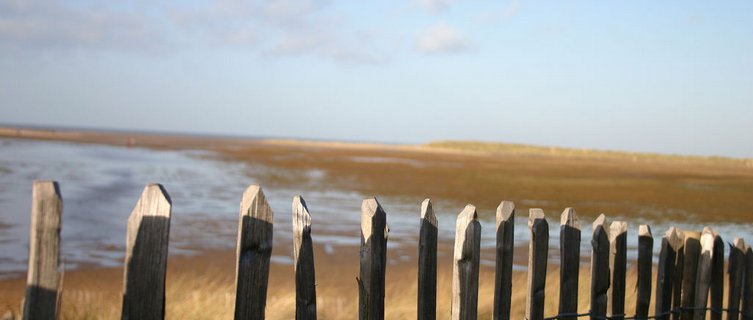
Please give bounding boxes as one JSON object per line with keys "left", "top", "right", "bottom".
{"left": 709, "top": 228, "right": 724, "bottom": 320}
{"left": 692, "top": 228, "right": 715, "bottom": 320}
{"left": 234, "top": 185, "right": 274, "bottom": 320}
{"left": 418, "top": 199, "right": 437, "bottom": 320}
{"left": 655, "top": 227, "right": 682, "bottom": 320}
{"left": 635, "top": 225, "right": 653, "bottom": 320}
{"left": 121, "top": 183, "right": 172, "bottom": 320}
{"left": 671, "top": 230, "right": 685, "bottom": 320}
{"left": 608, "top": 221, "right": 627, "bottom": 320}
{"left": 558, "top": 208, "right": 580, "bottom": 320}
{"left": 358, "top": 197, "right": 388, "bottom": 320}
{"left": 680, "top": 231, "right": 701, "bottom": 320}
{"left": 493, "top": 201, "right": 514, "bottom": 320}
{"left": 727, "top": 238, "right": 745, "bottom": 320}
{"left": 590, "top": 214, "right": 610, "bottom": 320}
{"left": 292, "top": 196, "right": 317, "bottom": 320}
{"left": 23, "top": 181, "right": 63, "bottom": 320}
{"left": 525, "top": 209, "right": 548, "bottom": 320}
{"left": 451, "top": 205, "right": 481, "bottom": 320}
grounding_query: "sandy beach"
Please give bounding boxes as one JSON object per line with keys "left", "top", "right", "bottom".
{"left": 1, "top": 127, "right": 752, "bottom": 318}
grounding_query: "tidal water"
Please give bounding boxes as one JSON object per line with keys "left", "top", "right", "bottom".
{"left": 1, "top": 138, "right": 752, "bottom": 280}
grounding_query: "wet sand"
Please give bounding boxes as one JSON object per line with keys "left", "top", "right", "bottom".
{"left": 1, "top": 127, "right": 752, "bottom": 318}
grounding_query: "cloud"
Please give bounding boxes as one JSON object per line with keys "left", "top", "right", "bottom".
{"left": 416, "top": 22, "right": 472, "bottom": 54}
{"left": 418, "top": 0, "right": 451, "bottom": 13}
{"left": 477, "top": 0, "right": 520, "bottom": 24}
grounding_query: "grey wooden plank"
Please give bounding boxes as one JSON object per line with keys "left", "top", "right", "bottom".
{"left": 234, "top": 185, "right": 274, "bottom": 320}
{"left": 525, "top": 209, "right": 548, "bottom": 320}
{"left": 692, "top": 228, "right": 714, "bottom": 320}
{"left": 742, "top": 245, "right": 753, "bottom": 320}
{"left": 590, "top": 214, "right": 610, "bottom": 320}
{"left": 727, "top": 238, "right": 745, "bottom": 320}
{"left": 23, "top": 181, "right": 63, "bottom": 320}
{"left": 493, "top": 201, "right": 514, "bottom": 320}
{"left": 671, "top": 230, "right": 685, "bottom": 320}
{"left": 558, "top": 208, "right": 580, "bottom": 320}
{"left": 358, "top": 197, "right": 388, "bottom": 320}
{"left": 451, "top": 205, "right": 481, "bottom": 320}
{"left": 608, "top": 221, "right": 627, "bottom": 320}
{"left": 292, "top": 196, "right": 317, "bottom": 320}
{"left": 655, "top": 228, "right": 682, "bottom": 320}
{"left": 681, "top": 231, "right": 701, "bottom": 320}
{"left": 418, "top": 199, "right": 437, "bottom": 320}
{"left": 635, "top": 225, "right": 653, "bottom": 320}
{"left": 121, "top": 183, "right": 172, "bottom": 320}
{"left": 709, "top": 228, "right": 724, "bottom": 320}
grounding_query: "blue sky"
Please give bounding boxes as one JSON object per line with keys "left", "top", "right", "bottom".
{"left": 1, "top": 0, "right": 752, "bottom": 157}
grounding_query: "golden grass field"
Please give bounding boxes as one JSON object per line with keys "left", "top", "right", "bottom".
{"left": 0, "top": 127, "right": 751, "bottom": 319}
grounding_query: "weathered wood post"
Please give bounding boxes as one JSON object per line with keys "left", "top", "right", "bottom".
{"left": 358, "top": 197, "right": 388, "bottom": 320}
{"left": 559, "top": 208, "right": 580, "bottom": 320}
{"left": 234, "top": 185, "right": 274, "bottom": 320}
{"left": 590, "top": 214, "right": 610, "bottom": 320}
{"left": 671, "top": 230, "right": 685, "bottom": 320}
{"left": 681, "top": 231, "right": 701, "bottom": 320}
{"left": 292, "top": 196, "right": 317, "bottom": 320}
{"left": 742, "top": 245, "right": 753, "bottom": 320}
{"left": 709, "top": 229, "right": 724, "bottom": 320}
{"left": 493, "top": 201, "right": 514, "bottom": 320}
{"left": 635, "top": 225, "right": 653, "bottom": 320}
{"left": 608, "top": 221, "right": 627, "bottom": 320}
{"left": 656, "top": 228, "right": 682, "bottom": 320}
{"left": 451, "top": 205, "right": 481, "bottom": 320}
{"left": 693, "top": 228, "right": 715, "bottom": 320}
{"left": 121, "top": 183, "right": 172, "bottom": 320}
{"left": 728, "top": 238, "right": 746, "bottom": 320}
{"left": 418, "top": 199, "right": 437, "bottom": 320}
{"left": 23, "top": 181, "right": 63, "bottom": 320}
{"left": 525, "top": 209, "right": 548, "bottom": 320}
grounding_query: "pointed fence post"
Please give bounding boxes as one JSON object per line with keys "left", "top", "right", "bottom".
{"left": 590, "top": 214, "right": 610, "bottom": 320}
{"left": 635, "top": 225, "right": 653, "bottom": 320}
{"left": 655, "top": 228, "right": 682, "bottom": 320}
{"left": 121, "top": 183, "right": 172, "bottom": 320}
{"left": 559, "top": 208, "right": 580, "bottom": 320}
{"left": 525, "top": 209, "right": 548, "bottom": 320}
{"left": 358, "top": 197, "right": 388, "bottom": 320}
{"left": 680, "top": 231, "right": 701, "bottom": 320}
{"left": 418, "top": 199, "right": 437, "bottom": 320}
{"left": 671, "top": 230, "right": 685, "bottom": 320}
{"left": 234, "top": 185, "right": 274, "bottom": 320}
{"left": 608, "top": 221, "right": 627, "bottom": 320}
{"left": 742, "top": 246, "right": 753, "bottom": 320}
{"left": 693, "top": 228, "right": 715, "bottom": 320}
{"left": 728, "top": 238, "right": 746, "bottom": 320}
{"left": 292, "top": 196, "right": 317, "bottom": 320}
{"left": 451, "top": 205, "right": 481, "bottom": 320}
{"left": 709, "top": 229, "right": 724, "bottom": 320}
{"left": 493, "top": 201, "right": 514, "bottom": 320}
{"left": 23, "top": 181, "right": 63, "bottom": 320}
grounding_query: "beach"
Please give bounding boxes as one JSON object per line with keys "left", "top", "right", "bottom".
{"left": 1, "top": 127, "right": 752, "bottom": 318}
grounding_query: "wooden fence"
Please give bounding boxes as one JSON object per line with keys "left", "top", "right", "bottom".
{"left": 18, "top": 180, "right": 753, "bottom": 320}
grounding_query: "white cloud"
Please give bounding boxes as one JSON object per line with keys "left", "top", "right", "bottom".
{"left": 416, "top": 22, "right": 472, "bottom": 54}
{"left": 418, "top": 0, "right": 451, "bottom": 13}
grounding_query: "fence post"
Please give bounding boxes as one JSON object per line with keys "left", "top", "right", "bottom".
{"left": 671, "top": 230, "right": 685, "bottom": 320}
{"left": 559, "top": 208, "right": 580, "bottom": 320}
{"left": 656, "top": 228, "right": 682, "bottom": 320}
{"left": 693, "top": 228, "right": 715, "bottom": 320}
{"left": 590, "top": 214, "right": 610, "bottom": 320}
{"left": 635, "top": 225, "right": 653, "bottom": 320}
{"left": 728, "top": 238, "right": 746, "bottom": 320}
{"left": 23, "top": 181, "right": 63, "bottom": 320}
{"left": 358, "top": 197, "right": 388, "bottom": 320}
{"left": 493, "top": 201, "right": 514, "bottom": 320}
{"left": 742, "top": 245, "right": 753, "bottom": 320}
{"left": 418, "top": 199, "right": 437, "bottom": 320}
{"left": 292, "top": 196, "right": 317, "bottom": 320}
{"left": 451, "top": 205, "right": 481, "bottom": 320}
{"left": 121, "top": 183, "right": 172, "bottom": 320}
{"left": 680, "top": 231, "right": 701, "bottom": 320}
{"left": 608, "top": 221, "right": 627, "bottom": 320}
{"left": 234, "top": 185, "right": 274, "bottom": 320}
{"left": 525, "top": 209, "right": 548, "bottom": 320}
{"left": 709, "top": 229, "right": 724, "bottom": 320}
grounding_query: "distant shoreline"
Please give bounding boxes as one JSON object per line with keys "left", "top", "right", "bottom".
{"left": 1, "top": 125, "right": 751, "bottom": 170}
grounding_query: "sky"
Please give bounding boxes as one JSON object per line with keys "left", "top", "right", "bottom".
{"left": 1, "top": 0, "right": 752, "bottom": 158}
